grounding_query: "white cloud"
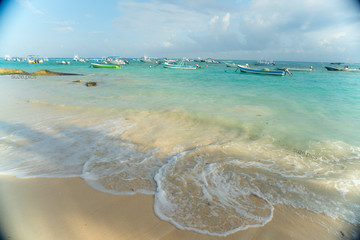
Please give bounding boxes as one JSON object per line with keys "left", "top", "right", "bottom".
{"left": 115, "top": 1, "right": 209, "bottom": 34}
{"left": 16, "top": 0, "right": 44, "bottom": 15}
{"left": 209, "top": 16, "right": 219, "bottom": 27}
{"left": 113, "top": 0, "right": 212, "bottom": 56}
{"left": 48, "top": 20, "right": 76, "bottom": 34}
{"left": 320, "top": 39, "right": 330, "bottom": 47}
{"left": 209, "top": 13, "right": 230, "bottom": 31}
{"left": 52, "top": 26, "right": 74, "bottom": 33}
{"left": 333, "top": 32, "right": 346, "bottom": 38}
{"left": 232, "top": 0, "right": 360, "bottom": 60}
{"left": 47, "top": 21, "right": 76, "bottom": 26}
{"left": 163, "top": 41, "right": 173, "bottom": 48}
{"left": 110, "top": 0, "right": 360, "bottom": 61}
{"left": 222, "top": 13, "right": 230, "bottom": 31}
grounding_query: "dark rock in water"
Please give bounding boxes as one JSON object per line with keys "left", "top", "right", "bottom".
{"left": 86, "top": 81, "right": 97, "bottom": 87}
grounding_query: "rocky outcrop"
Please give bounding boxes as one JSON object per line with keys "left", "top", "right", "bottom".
{"left": 31, "top": 70, "right": 82, "bottom": 76}
{"left": 0, "top": 68, "right": 29, "bottom": 75}
{"left": 86, "top": 81, "right": 97, "bottom": 87}
{"left": 0, "top": 68, "right": 82, "bottom": 76}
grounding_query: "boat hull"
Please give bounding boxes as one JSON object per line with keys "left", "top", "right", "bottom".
{"left": 277, "top": 67, "right": 312, "bottom": 72}
{"left": 163, "top": 63, "right": 198, "bottom": 69}
{"left": 324, "top": 66, "right": 343, "bottom": 71}
{"left": 225, "top": 63, "right": 237, "bottom": 68}
{"left": 237, "top": 65, "right": 285, "bottom": 76}
{"left": 344, "top": 68, "right": 360, "bottom": 72}
{"left": 91, "top": 63, "right": 121, "bottom": 69}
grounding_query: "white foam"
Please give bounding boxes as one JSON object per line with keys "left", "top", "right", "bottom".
{"left": 154, "top": 148, "right": 274, "bottom": 236}
{"left": 153, "top": 142, "right": 360, "bottom": 235}
{"left": 0, "top": 116, "right": 136, "bottom": 178}
{"left": 1, "top": 103, "right": 360, "bottom": 235}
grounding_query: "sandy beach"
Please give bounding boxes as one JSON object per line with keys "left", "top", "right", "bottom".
{"left": 0, "top": 175, "right": 355, "bottom": 240}
{"left": 1, "top": 0, "right": 360, "bottom": 239}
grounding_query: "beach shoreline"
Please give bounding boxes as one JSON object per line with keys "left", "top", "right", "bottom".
{"left": 0, "top": 175, "right": 355, "bottom": 240}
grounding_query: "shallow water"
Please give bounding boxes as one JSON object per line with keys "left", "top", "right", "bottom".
{"left": 1, "top": 59, "right": 360, "bottom": 235}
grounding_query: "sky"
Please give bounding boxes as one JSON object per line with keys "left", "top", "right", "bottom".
{"left": 0, "top": 0, "right": 359, "bottom": 62}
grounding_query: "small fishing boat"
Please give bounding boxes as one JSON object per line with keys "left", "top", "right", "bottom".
{"left": 254, "top": 60, "right": 275, "bottom": 66}
{"left": 343, "top": 67, "right": 360, "bottom": 72}
{"left": 57, "top": 60, "right": 70, "bottom": 65}
{"left": 91, "top": 63, "right": 121, "bottom": 69}
{"left": 163, "top": 62, "right": 199, "bottom": 70}
{"left": 139, "top": 55, "right": 157, "bottom": 63}
{"left": 237, "top": 64, "right": 291, "bottom": 76}
{"left": 205, "top": 58, "right": 220, "bottom": 64}
{"left": 194, "top": 57, "right": 205, "bottom": 62}
{"left": 324, "top": 66, "right": 343, "bottom": 71}
{"left": 224, "top": 62, "right": 237, "bottom": 68}
{"left": 277, "top": 66, "right": 313, "bottom": 72}
{"left": 104, "top": 56, "right": 129, "bottom": 65}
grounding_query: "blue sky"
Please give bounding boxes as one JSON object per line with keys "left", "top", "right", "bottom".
{"left": 0, "top": 0, "right": 359, "bottom": 62}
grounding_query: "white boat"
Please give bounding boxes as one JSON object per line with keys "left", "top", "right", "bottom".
{"left": 205, "top": 58, "right": 220, "bottom": 64}
{"left": 224, "top": 62, "right": 237, "bottom": 68}
{"left": 237, "top": 64, "right": 291, "bottom": 76}
{"left": 27, "top": 55, "right": 43, "bottom": 64}
{"left": 163, "top": 58, "right": 177, "bottom": 63}
{"left": 106, "top": 57, "right": 129, "bottom": 65}
{"left": 57, "top": 60, "right": 70, "bottom": 65}
{"left": 163, "top": 62, "right": 199, "bottom": 69}
{"left": 73, "top": 55, "right": 88, "bottom": 62}
{"left": 78, "top": 58, "right": 88, "bottom": 62}
{"left": 194, "top": 57, "right": 205, "bottom": 62}
{"left": 255, "top": 60, "right": 275, "bottom": 66}
{"left": 277, "top": 66, "right": 313, "bottom": 72}
{"left": 343, "top": 67, "right": 360, "bottom": 72}
{"left": 4, "top": 55, "right": 11, "bottom": 61}
{"left": 139, "top": 55, "right": 156, "bottom": 63}
{"left": 91, "top": 63, "right": 121, "bottom": 69}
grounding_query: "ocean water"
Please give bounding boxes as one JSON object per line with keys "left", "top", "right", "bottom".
{"left": 1, "top": 59, "right": 360, "bottom": 236}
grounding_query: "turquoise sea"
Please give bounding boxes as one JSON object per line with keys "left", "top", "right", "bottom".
{"left": 0, "top": 59, "right": 360, "bottom": 236}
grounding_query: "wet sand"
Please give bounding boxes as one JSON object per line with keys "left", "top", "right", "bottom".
{"left": 0, "top": 176, "right": 355, "bottom": 240}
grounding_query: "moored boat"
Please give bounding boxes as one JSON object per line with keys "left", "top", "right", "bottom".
{"left": 254, "top": 60, "right": 275, "bottom": 66}
{"left": 163, "top": 62, "right": 199, "bottom": 70}
{"left": 237, "top": 64, "right": 291, "bottom": 76}
{"left": 324, "top": 66, "right": 343, "bottom": 71}
{"left": 91, "top": 63, "right": 121, "bottom": 69}
{"left": 343, "top": 67, "right": 360, "bottom": 72}
{"left": 205, "top": 58, "right": 220, "bottom": 64}
{"left": 224, "top": 62, "right": 237, "bottom": 68}
{"left": 57, "top": 60, "right": 70, "bottom": 65}
{"left": 277, "top": 66, "right": 313, "bottom": 72}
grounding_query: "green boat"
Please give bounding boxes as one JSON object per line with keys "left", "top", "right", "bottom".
{"left": 91, "top": 63, "right": 121, "bottom": 69}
